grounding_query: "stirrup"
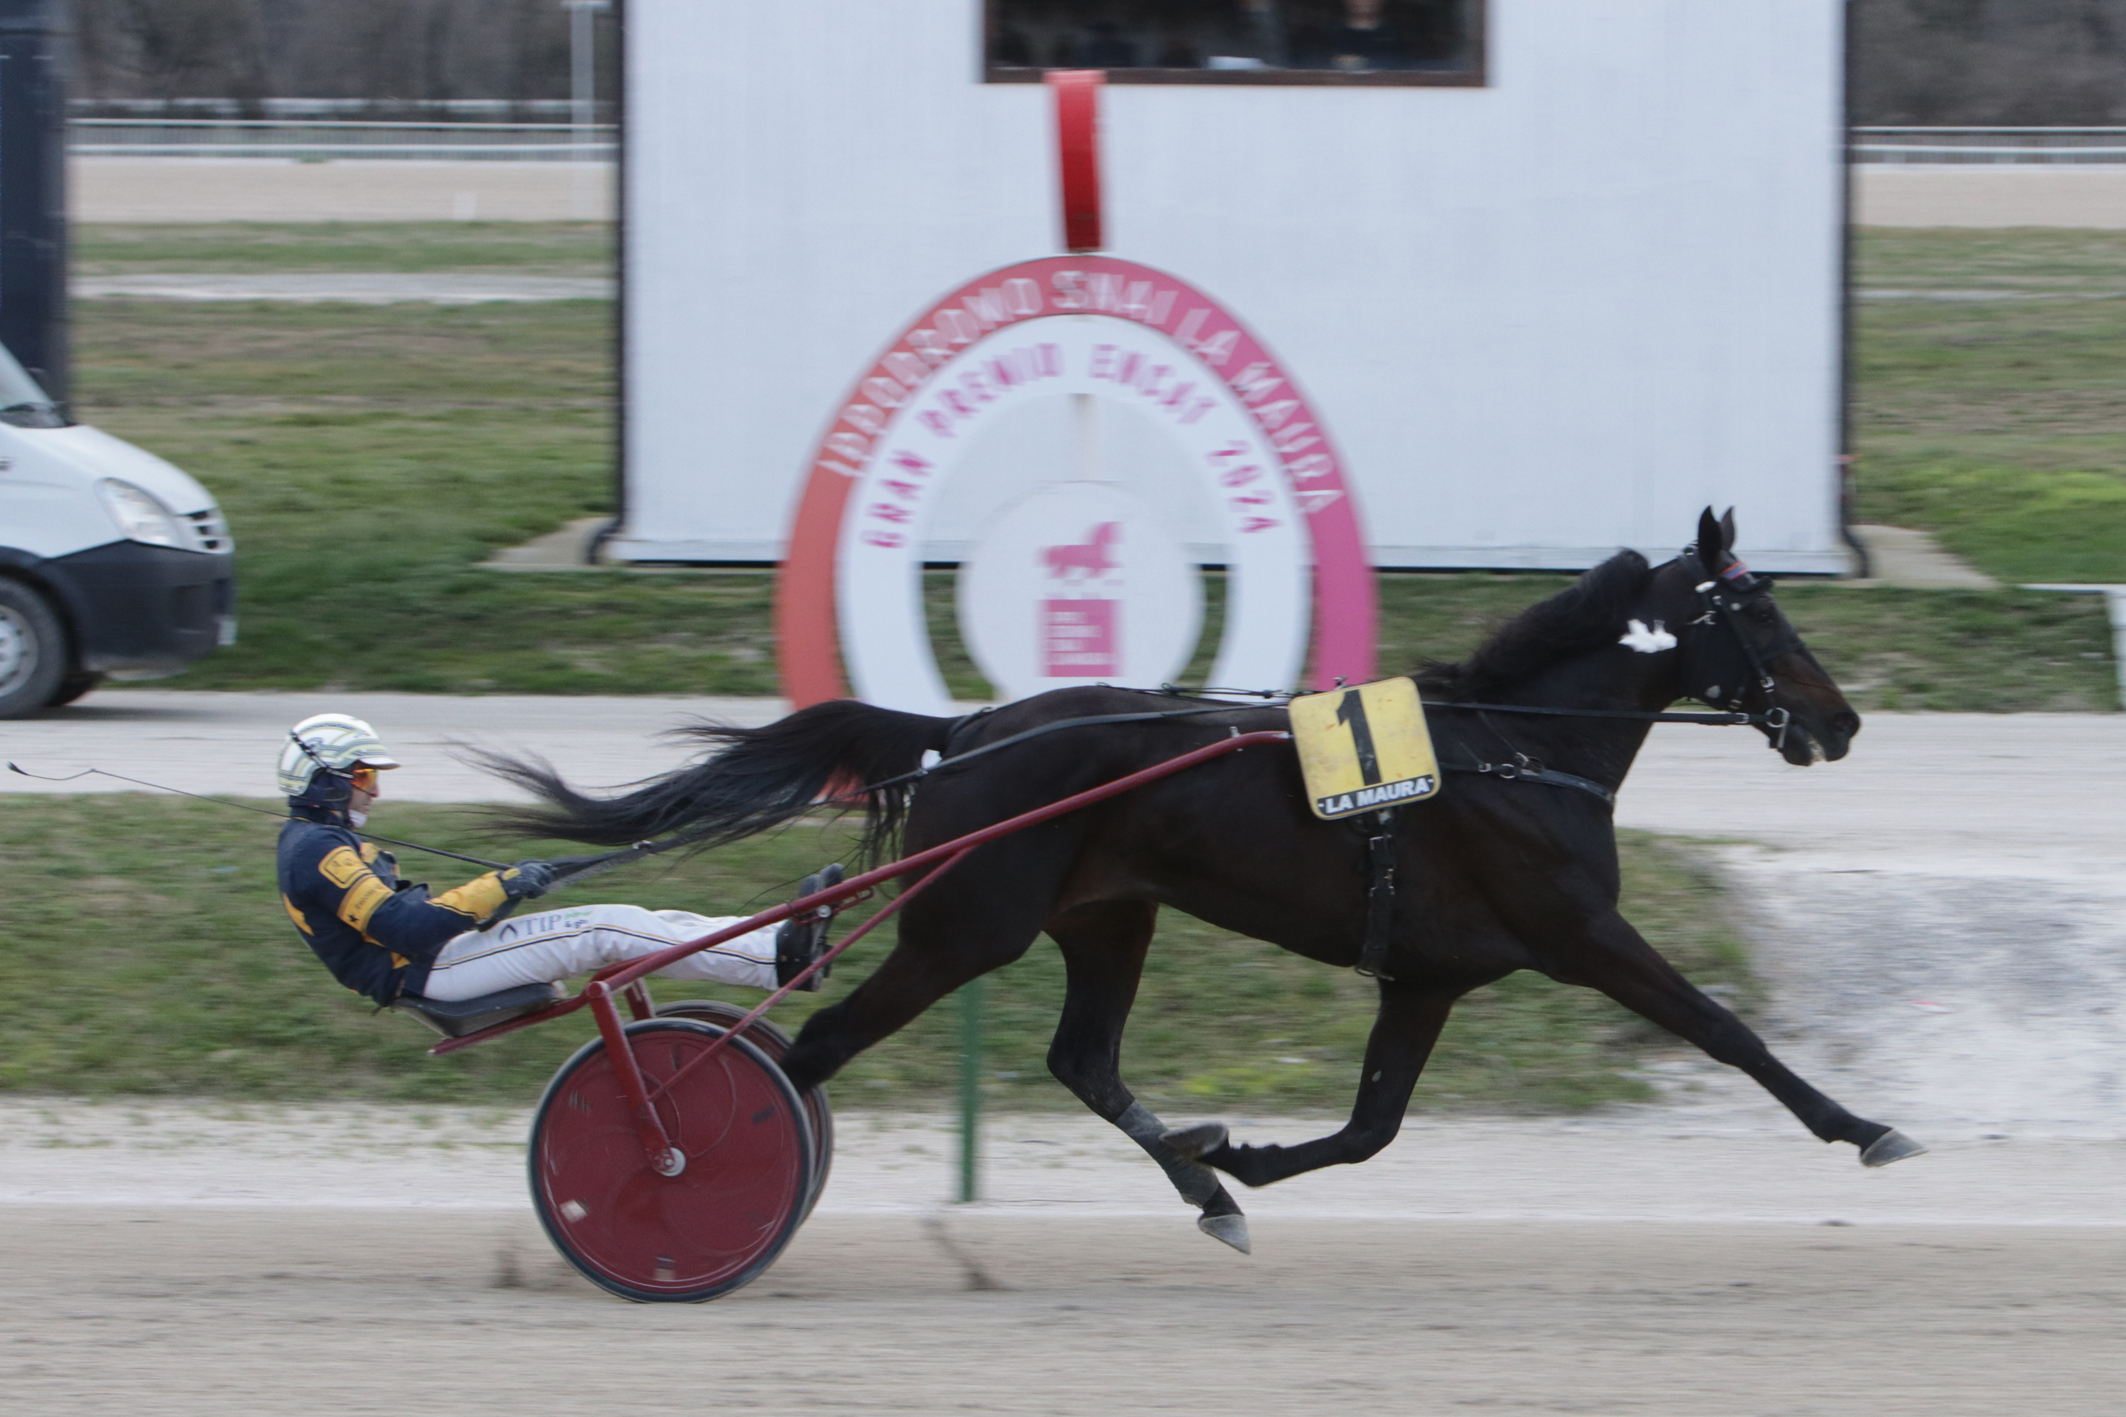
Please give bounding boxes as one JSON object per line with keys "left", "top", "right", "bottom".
{"left": 775, "top": 863, "right": 844, "bottom": 991}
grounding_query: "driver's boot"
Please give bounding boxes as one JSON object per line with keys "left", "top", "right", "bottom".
{"left": 775, "top": 863, "right": 844, "bottom": 990}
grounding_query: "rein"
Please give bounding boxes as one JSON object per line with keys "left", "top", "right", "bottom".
{"left": 546, "top": 561, "right": 1804, "bottom": 880}
{"left": 904, "top": 685, "right": 1782, "bottom": 813}
{"left": 1438, "top": 756, "right": 1616, "bottom": 806}
{"left": 3, "top": 761, "right": 512, "bottom": 869}
{"left": 714, "top": 681, "right": 1774, "bottom": 851}
{"left": 1423, "top": 699, "right": 1787, "bottom": 730}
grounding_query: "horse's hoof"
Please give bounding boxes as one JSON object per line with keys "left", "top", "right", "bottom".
{"left": 1860, "top": 1128, "right": 1928, "bottom": 1168}
{"left": 1197, "top": 1211, "right": 1251, "bottom": 1254}
{"left": 1160, "top": 1122, "right": 1228, "bottom": 1161}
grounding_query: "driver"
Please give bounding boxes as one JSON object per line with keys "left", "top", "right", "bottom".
{"left": 274, "top": 713, "right": 835, "bottom": 1008}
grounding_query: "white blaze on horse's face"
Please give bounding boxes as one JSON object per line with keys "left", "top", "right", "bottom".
{"left": 1618, "top": 619, "right": 1677, "bottom": 655}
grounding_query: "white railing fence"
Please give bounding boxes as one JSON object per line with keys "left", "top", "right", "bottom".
{"left": 62, "top": 121, "right": 2126, "bottom": 165}
{"left": 68, "top": 118, "right": 614, "bottom": 161}
{"left": 1854, "top": 128, "right": 2126, "bottom": 164}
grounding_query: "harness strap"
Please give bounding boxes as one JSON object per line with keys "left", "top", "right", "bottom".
{"left": 1424, "top": 700, "right": 1765, "bottom": 726}
{"left": 1442, "top": 758, "right": 1616, "bottom": 807}
{"left": 1151, "top": 685, "right": 1780, "bottom": 727}
{"left": 939, "top": 704, "right": 1236, "bottom": 759}
{"left": 864, "top": 696, "right": 1655, "bottom": 822}
{"left": 1356, "top": 820, "right": 1398, "bottom": 980}
{"left": 552, "top": 685, "right": 1713, "bottom": 887}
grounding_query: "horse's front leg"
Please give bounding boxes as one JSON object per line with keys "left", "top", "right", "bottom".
{"left": 1043, "top": 900, "right": 1254, "bottom": 1253}
{"left": 1559, "top": 908, "right": 1924, "bottom": 1166}
{"left": 1164, "top": 979, "right": 1476, "bottom": 1188}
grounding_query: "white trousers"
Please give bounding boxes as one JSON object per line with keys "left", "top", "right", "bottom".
{"left": 420, "top": 903, "right": 781, "bottom": 1001}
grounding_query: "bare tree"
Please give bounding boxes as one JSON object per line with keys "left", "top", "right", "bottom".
{"left": 76, "top": 0, "right": 581, "bottom": 105}
{"left": 67, "top": 0, "right": 2126, "bottom": 123}
{"left": 1853, "top": 0, "right": 2126, "bottom": 124}
{"left": 76, "top": 0, "right": 267, "bottom": 104}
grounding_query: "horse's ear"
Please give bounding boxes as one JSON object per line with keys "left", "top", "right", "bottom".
{"left": 1719, "top": 507, "right": 1737, "bottom": 552}
{"left": 1695, "top": 507, "right": 1727, "bottom": 573}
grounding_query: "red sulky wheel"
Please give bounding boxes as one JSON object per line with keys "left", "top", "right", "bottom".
{"left": 529, "top": 1018, "right": 813, "bottom": 1303}
{"left": 655, "top": 1000, "right": 833, "bottom": 1217}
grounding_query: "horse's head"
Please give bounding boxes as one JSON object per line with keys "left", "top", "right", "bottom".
{"left": 1647, "top": 508, "right": 1860, "bottom": 765}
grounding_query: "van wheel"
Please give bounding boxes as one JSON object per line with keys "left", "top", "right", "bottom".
{"left": 47, "top": 670, "right": 103, "bottom": 707}
{"left": 0, "top": 580, "right": 66, "bottom": 719}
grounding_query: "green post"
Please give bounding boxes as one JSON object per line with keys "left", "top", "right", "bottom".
{"left": 957, "top": 975, "right": 984, "bottom": 1203}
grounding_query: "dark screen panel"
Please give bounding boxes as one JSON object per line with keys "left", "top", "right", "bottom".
{"left": 986, "top": 0, "right": 1483, "bottom": 85}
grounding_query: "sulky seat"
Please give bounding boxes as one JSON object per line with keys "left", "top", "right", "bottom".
{"left": 393, "top": 981, "right": 567, "bottom": 1039}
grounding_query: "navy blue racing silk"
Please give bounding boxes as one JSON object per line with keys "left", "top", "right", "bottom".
{"left": 277, "top": 810, "right": 511, "bottom": 1005}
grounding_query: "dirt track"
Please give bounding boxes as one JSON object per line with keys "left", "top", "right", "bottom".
{"left": 10, "top": 700, "right": 2125, "bottom": 1410}
{"left": 3, "top": 1207, "right": 2119, "bottom": 1416}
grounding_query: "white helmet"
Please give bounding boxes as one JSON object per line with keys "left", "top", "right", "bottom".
{"left": 278, "top": 713, "right": 400, "bottom": 799}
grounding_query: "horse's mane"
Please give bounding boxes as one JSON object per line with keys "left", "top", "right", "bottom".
{"left": 1414, "top": 550, "right": 1654, "bottom": 699}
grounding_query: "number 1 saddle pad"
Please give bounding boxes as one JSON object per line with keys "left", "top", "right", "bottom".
{"left": 1288, "top": 677, "right": 1440, "bottom": 820}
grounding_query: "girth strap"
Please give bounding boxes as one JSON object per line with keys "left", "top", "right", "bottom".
{"left": 1356, "top": 821, "right": 1398, "bottom": 981}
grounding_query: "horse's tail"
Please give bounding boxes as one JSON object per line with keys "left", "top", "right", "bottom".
{"left": 475, "top": 699, "right": 957, "bottom": 859}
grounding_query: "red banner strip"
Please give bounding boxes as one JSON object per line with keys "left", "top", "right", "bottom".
{"left": 1047, "top": 70, "right": 1103, "bottom": 253}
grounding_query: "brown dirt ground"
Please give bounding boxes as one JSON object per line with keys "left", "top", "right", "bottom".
{"left": 4, "top": 1208, "right": 2122, "bottom": 1416}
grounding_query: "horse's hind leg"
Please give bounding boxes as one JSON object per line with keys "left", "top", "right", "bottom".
{"left": 778, "top": 863, "right": 1051, "bottom": 1095}
{"left": 1166, "top": 979, "right": 1471, "bottom": 1189}
{"left": 1566, "top": 910, "right": 1923, "bottom": 1166}
{"left": 1043, "top": 900, "right": 1253, "bottom": 1253}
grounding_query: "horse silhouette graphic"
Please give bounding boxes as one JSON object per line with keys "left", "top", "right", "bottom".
{"left": 1042, "top": 522, "right": 1121, "bottom": 581}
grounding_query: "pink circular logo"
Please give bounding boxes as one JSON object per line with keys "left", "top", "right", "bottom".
{"left": 777, "top": 256, "right": 1375, "bottom": 708}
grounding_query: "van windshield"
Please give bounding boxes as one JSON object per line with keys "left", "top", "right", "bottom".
{"left": 0, "top": 342, "right": 66, "bottom": 428}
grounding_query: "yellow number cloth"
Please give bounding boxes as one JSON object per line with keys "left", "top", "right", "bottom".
{"left": 1289, "top": 677, "right": 1440, "bottom": 820}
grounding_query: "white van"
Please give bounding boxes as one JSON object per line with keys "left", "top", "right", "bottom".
{"left": 0, "top": 344, "right": 234, "bottom": 717}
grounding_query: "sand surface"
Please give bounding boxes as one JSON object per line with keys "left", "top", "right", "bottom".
{"left": 4, "top": 1208, "right": 2122, "bottom": 1416}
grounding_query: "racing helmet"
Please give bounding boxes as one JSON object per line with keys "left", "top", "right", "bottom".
{"left": 278, "top": 713, "right": 400, "bottom": 803}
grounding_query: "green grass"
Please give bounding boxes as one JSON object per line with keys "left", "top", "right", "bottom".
{"left": 1855, "top": 228, "right": 2126, "bottom": 293}
{"left": 0, "top": 794, "right": 1752, "bottom": 1112}
{"left": 74, "top": 297, "right": 791, "bottom": 696}
{"left": 1854, "top": 228, "right": 2126, "bottom": 583}
{"left": 76, "top": 221, "right": 611, "bottom": 276}
{"left": 56, "top": 224, "right": 2120, "bottom": 709}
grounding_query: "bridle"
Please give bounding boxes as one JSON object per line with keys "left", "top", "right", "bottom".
{"left": 1683, "top": 548, "right": 1804, "bottom": 753}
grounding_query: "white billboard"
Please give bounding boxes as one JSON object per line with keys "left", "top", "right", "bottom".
{"left": 617, "top": 0, "right": 1847, "bottom": 577}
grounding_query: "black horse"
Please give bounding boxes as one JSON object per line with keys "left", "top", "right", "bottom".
{"left": 490, "top": 510, "right": 1921, "bottom": 1253}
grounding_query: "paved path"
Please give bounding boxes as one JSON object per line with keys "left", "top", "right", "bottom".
{"left": 72, "top": 156, "right": 612, "bottom": 223}
{"left": 1, "top": 688, "right": 791, "bottom": 800}
{"left": 1855, "top": 166, "right": 2126, "bottom": 228}
{"left": 12, "top": 690, "right": 2119, "bottom": 837}
{"left": 63, "top": 157, "right": 2126, "bottom": 228}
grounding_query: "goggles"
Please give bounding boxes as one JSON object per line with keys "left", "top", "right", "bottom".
{"left": 347, "top": 766, "right": 380, "bottom": 793}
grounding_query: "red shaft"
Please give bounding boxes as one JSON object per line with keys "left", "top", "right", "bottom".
{"left": 594, "top": 727, "right": 1290, "bottom": 997}
{"left": 430, "top": 729, "right": 1290, "bottom": 1057}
